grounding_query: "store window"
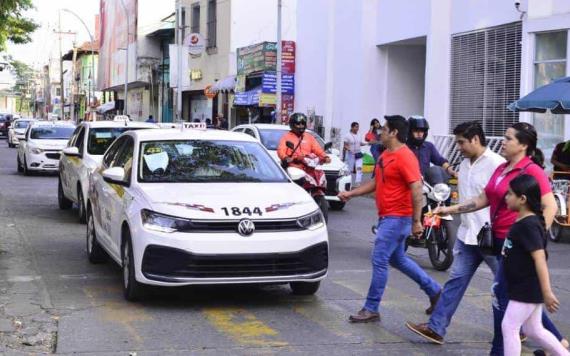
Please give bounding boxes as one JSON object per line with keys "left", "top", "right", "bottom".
{"left": 533, "top": 31, "right": 567, "bottom": 160}
{"left": 207, "top": 0, "right": 217, "bottom": 49}
{"left": 191, "top": 3, "right": 200, "bottom": 34}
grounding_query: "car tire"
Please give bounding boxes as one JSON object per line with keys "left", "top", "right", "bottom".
{"left": 58, "top": 177, "right": 73, "bottom": 210}
{"left": 86, "top": 206, "right": 107, "bottom": 263}
{"left": 329, "top": 201, "right": 345, "bottom": 211}
{"left": 17, "top": 155, "right": 23, "bottom": 173}
{"left": 23, "top": 156, "right": 30, "bottom": 176}
{"left": 122, "top": 230, "right": 145, "bottom": 301}
{"left": 290, "top": 281, "right": 320, "bottom": 295}
{"left": 77, "top": 186, "right": 86, "bottom": 224}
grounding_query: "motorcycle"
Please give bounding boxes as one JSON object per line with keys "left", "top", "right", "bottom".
{"left": 284, "top": 141, "right": 328, "bottom": 222}
{"left": 372, "top": 180, "right": 457, "bottom": 271}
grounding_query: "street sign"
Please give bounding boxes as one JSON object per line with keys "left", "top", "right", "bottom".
{"left": 186, "top": 33, "right": 205, "bottom": 56}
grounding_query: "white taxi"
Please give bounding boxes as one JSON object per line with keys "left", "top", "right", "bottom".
{"left": 17, "top": 121, "right": 75, "bottom": 175}
{"left": 232, "top": 124, "right": 352, "bottom": 210}
{"left": 87, "top": 126, "right": 328, "bottom": 301}
{"left": 58, "top": 120, "right": 158, "bottom": 223}
{"left": 8, "top": 118, "right": 36, "bottom": 148}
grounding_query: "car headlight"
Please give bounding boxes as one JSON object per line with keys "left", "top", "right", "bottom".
{"left": 297, "top": 210, "right": 325, "bottom": 230}
{"left": 30, "top": 147, "right": 43, "bottom": 155}
{"left": 339, "top": 164, "right": 351, "bottom": 177}
{"left": 141, "top": 209, "right": 193, "bottom": 233}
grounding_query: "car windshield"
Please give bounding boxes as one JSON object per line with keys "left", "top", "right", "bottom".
{"left": 259, "top": 129, "right": 325, "bottom": 150}
{"left": 30, "top": 126, "right": 75, "bottom": 140}
{"left": 15, "top": 121, "right": 32, "bottom": 129}
{"left": 88, "top": 127, "right": 146, "bottom": 155}
{"left": 138, "top": 140, "right": 288, "bottom": 183}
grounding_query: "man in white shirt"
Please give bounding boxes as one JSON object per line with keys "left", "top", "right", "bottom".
{"left": 406, "top": 121, "right": 505, "bottom": 345}
{"left": 343, "top": 122, "right": 366, "bottom": 186}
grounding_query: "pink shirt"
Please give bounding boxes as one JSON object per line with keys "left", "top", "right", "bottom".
{"left": 484, "top": 156, "right": 551, "bottom": 239}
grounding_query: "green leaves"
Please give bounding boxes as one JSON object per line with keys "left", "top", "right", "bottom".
{"left": 0, "top": 0, "right": 38, "bottom": 51}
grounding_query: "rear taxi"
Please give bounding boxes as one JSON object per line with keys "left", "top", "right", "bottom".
{"left": 86, "top": 125, "right": 328, "bottom": 301}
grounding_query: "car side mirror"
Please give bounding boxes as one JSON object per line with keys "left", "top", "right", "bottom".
{"left": 62, "top": 146, "right": 80, "bottom": 157}
{"left": 286, "top": 141, "right": 295, "bottom": 150}
{"left": 102, "top": 167, "right": 127, "bottom": 186}
{"left": 19, "top": 137, "right": 27, "bottom": 142}
{"left": 324, "top": 142, "right": 333, "bottom": 151}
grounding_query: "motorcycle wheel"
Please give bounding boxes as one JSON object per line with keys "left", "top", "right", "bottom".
{"left": 427, "top": 220, "right": 457, "bottom": 271}
{"left": 314, "top": 195, "right": 328, "bottom": 223}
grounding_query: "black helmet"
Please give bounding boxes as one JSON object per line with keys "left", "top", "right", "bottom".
{"left": 289, "top": 113, "right": 308, "bottom": 134}
{"left": 408, "top": 115, "right": 429, "bottom": 146}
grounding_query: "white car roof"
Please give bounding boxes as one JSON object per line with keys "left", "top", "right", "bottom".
{"left": 13, "top": 118, "right": 36, "bottom": 122}
{"left": 130, "top": 128, "right": 260, "bottom": 143}
{"left": 236, "top": 124, "right": 290, "bottom": 131}
{"left": 80, "top": 121, "right": 158, "bottom": 129}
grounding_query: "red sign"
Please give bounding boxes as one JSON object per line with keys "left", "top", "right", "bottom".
{"left": 281, "top": 41, "right": 296, "bottom": 74}
{"left": 281, "top": 94, "right": 295, "bottom": 123}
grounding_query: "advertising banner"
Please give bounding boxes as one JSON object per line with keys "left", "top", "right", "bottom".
{"left": 261, "top": 72, "right": 294, "bottom": 95}
{"left": 236, "top": 41, "right": 296, "bottom": 76}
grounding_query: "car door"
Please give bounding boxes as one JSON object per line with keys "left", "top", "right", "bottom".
{"left": 18, "top": 126, "right": 31, "bottom": 163}
{"left": 61, "top": 126, "right": 85, "bottom": 201}
{"left": 91, "top": 136, "right": 128, "bottom": 257}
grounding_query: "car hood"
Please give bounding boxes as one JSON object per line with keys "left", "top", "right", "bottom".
{"left": 267, "top": 150, "right": 347, "bottom": 172}
{"left": 14, "top": 129, "right": 26, "bottom": 135}
{"left": 29, "top": 139, "right": 69, "bottom": 150}
{"left": 141, "top": 182, "right": 318, "bottom": 220}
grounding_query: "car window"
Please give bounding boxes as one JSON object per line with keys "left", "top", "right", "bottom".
{"left": 102, "top": 136, "right": 128, "bottom": 168}
{"left": 259, "top": 129, "right": 287, "bottom": 150}
{"left": 14, "top": 121, "right": 32, "bottom": 129}
{"left": 67, "top": 126, "right": 82, "bottom": 147}
{"left": 30, "top": 126, "right": 75, "bottom": 140}
{"left": 110, "top": 137, "right": 134, "bottom": 183}
{"left": 138, "top": 140, "right": 288, "bottom": 183}
{"left": 73, "top": 127, "right": 86, "bottom": 152}
{"left": 307, "top": 131, "right": 325, "bottom": 149}
{"left": 233, "top": 128, "right": 244, "bottom": 133}
{"left": 243, "top": 128, "right": 256, "bottom": 138}
{"left": 87, "top": 127, "right": 145, "bottom": 155}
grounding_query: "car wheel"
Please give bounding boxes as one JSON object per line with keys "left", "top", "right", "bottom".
{"left": 329, "top": 201, "right": 345, "bottom": 211}
{"left": 86, "top": 206, "right": 107, "bottom": 263}
{"left": 549, "top": 220, "right": 563, "bottom": 242}
{"left": 78, "top": 186, "right": 86, "bottom": 224}
{"left": 290, "top": 281, "right": 320, "bottom": 295}
{"left": 17, "top": 155, "right": 23, "bottom": 173}
{"left": 58, "top": 177, "right": 73, "bottom": 210}
{"left": 23, "top": 156, "right": 30, "bottom": 176}
{"left": 122, "top": 230, "right": 145, "bottom": 301}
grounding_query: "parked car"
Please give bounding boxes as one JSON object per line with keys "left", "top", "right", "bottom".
{"left": 17, "top": 121, "right": 75, "bottom": 175}
{"left": 232, "top": 124, "right": 351, "bottom": 210}
{"left": 0, "top": 113, "right": 13, "bottom": 136}
{"left": 58, "top": 120, "right": 158, "bottom": 223}
{"left": 8, "top": 118, "right": 36, "bottom": 148}
{"left": 87, "top": 127, "right": 328, "bottom": 301}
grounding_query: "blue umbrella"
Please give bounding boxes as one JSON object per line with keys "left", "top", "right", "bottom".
{"left": 508, "top": 76, "right": 570, "bottom": 114}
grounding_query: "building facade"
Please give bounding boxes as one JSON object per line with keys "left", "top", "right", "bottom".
{"left": 295, "top": 0, "right": 570, "bottom": 159}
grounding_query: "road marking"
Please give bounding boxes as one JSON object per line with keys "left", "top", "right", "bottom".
{"left": 202, "top": 307, "right": 288, "bottom": 347}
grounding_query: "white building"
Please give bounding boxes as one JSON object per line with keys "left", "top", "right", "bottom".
{"left": 173, "top": 0, "right": 296, "bottom": 126}
{"left": 295, "top": 0, "right": 570, "bottom": 157}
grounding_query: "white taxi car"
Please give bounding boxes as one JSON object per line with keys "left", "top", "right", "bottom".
{"left": 8, "top": 118, "right": 36, "bottom": 148}
{"left": 58, "top": 120, "right": 158, "bottom": 223}
{"left": 17, "top": 121, "right": 75, "bottom": 175}
{"left": 87, "top": 126, "right": 328, "bottom": 301}
{"left": 232, "top": 124, "right": 352, "bottom": 210}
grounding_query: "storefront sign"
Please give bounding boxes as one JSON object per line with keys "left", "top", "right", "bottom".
{"left": 186, "top": 33, "right": 205, "bottom": 56}
{"left": 236, "top": 41, "right": 296, "bottom": 76}
{"left": 190, "top": 69, "right": 202, "bottom": 80}
{"left": 281, "top": 41, "right": 296, "bottom": 74}
{"left": 235, "top": 75, "right": 246, "bottom": 93}
{"left": 261, "top": 72, "right": 294, "bottom": 95}
{"left": 234, "top": 89, "right": 260, "bottom": 106}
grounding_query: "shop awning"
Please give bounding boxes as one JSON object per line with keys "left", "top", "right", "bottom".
{"left": 211, "top": 75, "right": 236, "bottom": 93}
{"left": 96, "top": 101, "right": 116, "bottom": 114}
{"left": 234, "top": 87, "right": 261, "bottom": 106}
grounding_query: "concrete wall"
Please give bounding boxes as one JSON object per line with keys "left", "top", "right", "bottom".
{"left": 377, "top": 0, "right": 430, "bottom": 45}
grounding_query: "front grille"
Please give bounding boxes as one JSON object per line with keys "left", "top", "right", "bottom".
{"left": 324, "top": 171, "right": 339, "bottom": 195}
{"left": 45, "top": 152, "right": 60, "bottom": 160}
{"left": 142, "top": 242, "right": 329, "bottom": 280}
{"left": 177, "top": 218, "right": 303, "bottom": 233}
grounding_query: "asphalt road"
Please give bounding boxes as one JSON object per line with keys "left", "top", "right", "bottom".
{"left": 0, "top": 137, "right": 569, "bottom": 355}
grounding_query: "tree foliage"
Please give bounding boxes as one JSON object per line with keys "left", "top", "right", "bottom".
{"left": 0, "top": 0, "right": 38, "bottom": 51}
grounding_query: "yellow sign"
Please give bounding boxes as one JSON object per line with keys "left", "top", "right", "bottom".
{"left": 258, "top": 93, "right": 276, "bottom": 107}
{"left": 190, "top": 69, "right": 202, "bottom": 80}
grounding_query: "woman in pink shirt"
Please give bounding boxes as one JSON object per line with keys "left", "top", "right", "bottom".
{"left": 436, "top": 122, "right": 566, "bottom": 355}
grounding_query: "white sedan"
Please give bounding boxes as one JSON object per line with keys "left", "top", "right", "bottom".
{"left": 87, "top": 127, "right": 328, "bottom": 301}
{"left": 17, "top": 121, "right": 75, "bottom": 175}
{"left": 8, "top": 118, "right": 36, "bottom": 148}
{"left": 58, "top": 120, "right": 158, "bottom": 223}
{"left": 232, "top": 124, "right": 352, "bottom": 210}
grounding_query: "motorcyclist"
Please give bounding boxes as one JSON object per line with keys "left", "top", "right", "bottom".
{"left": 277, "top": 113, "right": 331, "bottom": 169}
{"left": 407, "top": 116, "right": 457, "bottom": 185}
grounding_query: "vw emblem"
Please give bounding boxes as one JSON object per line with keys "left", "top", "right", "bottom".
{"left": 237, "top": 219, "right": 255, "bottom": 236}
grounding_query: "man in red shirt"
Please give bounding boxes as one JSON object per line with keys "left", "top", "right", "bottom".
{"left": 339, "top": 115, "right": 442, "bottom": 323}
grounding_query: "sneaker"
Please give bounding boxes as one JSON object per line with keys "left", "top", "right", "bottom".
{"left": 348, "top": 308, "right": 380, "bottom": 323}
{"left": 405, "top": 322, "right": 444, "bottom": 345}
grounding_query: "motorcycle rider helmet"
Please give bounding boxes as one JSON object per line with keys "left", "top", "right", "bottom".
{"left": 289, "top": 113, "right": 308, "bottom": 135}
{"left": 408, "top": 115, "right": 430, "bottom": 146}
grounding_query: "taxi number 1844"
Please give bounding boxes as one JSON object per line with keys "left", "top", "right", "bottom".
{"left": 221, "top": 207, "right": 263, "bottom": 217}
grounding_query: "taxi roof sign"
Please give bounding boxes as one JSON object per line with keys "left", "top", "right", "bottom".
{"left": 113, "top": 115, "right": 131, "bottom": 122}
{"left": 182, "top": 122, "right": 207, "bottom": 130}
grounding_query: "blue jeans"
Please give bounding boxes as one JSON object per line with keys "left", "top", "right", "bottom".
{"left": 364, "top": 217, "right": 441, "bottom": 313}
{"left": 490, "top": 255, "right": 564, "bottom": 355}
{"left": 429, "top": 239, "right": 499, "bottom": 337}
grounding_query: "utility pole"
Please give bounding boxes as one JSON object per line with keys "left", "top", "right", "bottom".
{"left": 55, "top": 11, "right": 76, "bottom": 119}
{"left": 176, "top": 4, "right": 186, "bottom": 122}
{"left": 118, "top": 0, "right": 130, "bottom": 116}
{"left": 70, "top": 45, "right": 78, "bottom": 122}
{"left": 276, "top": 0, "right": 283, "bottom": 124}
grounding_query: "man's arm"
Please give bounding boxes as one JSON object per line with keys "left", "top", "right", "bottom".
{"left": 410, "top": 181, "right": 424, "bottom": 237}
{"left": 338, "top": 179, "right": 375, "bottom": 202}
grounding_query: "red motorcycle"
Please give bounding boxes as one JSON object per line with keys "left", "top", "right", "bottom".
{"left": 284, "top": 141, "right": 328, "bottom": 221}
